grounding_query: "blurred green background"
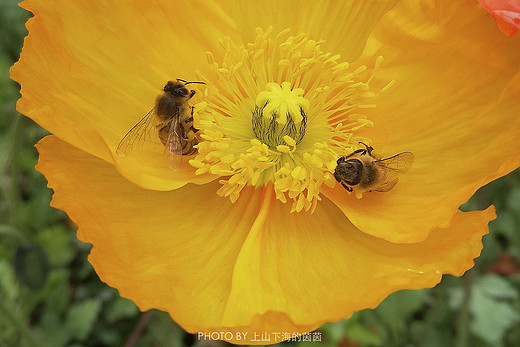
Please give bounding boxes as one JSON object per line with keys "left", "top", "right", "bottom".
{"left": 1, "top": 1, "right": 520, "bottom": 346}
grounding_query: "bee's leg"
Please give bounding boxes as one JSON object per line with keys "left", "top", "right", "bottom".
{"left": 183, "top": 145, "right": 197, "bottom": 156}
{"left": 343, "top": 148, "right": 367, "bottom": 159}
{"left": 186, "top": 129, "right": 196, "bottom": 141}
{"left": 358, "top": 142, "right": 375, "bottom": 157}
{"left": 178, "top": 123, "right": 188, "bottom": 140}
{"left": 340, "top": 182, "right": 353, "bottom": 192}
{"left": 186, "top": 107, "right": 200, "bottom": 133}
{"left": 182, "top": 107, "right": 196, "bottom": 126}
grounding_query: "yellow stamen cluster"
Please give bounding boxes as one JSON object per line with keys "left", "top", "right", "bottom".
{"left": 190, "top": 27, "right": 383, "bottom": 212}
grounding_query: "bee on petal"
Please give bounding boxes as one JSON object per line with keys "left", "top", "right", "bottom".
{"left": 334, "top": 142, "right": 414, "bottom": 194}
{"left": 116, "top": 79, "right": 205, "bottom": 170}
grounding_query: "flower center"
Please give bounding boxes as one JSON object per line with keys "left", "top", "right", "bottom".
{"left": 252, "top": 82, "right": 309, "bottom": 149}
{"left": 190, "top": 27, "right": 385, "bottom": 212}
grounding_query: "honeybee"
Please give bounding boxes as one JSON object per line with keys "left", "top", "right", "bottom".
{"left": 334, "top": 142, "right": 414, "bottom": 194}
{"left": 116, "top": 79, "right": 205, "bottom": 169}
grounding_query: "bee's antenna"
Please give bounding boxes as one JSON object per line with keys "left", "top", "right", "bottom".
{"left": 184, "top": 81, "right": 206, "bottom": 86}
{"left": 177, "top": 78, "right": 206, "bottom": 86}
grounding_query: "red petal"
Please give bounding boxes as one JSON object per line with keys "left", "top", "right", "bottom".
{"left": 478, "top": 0, "right": 520, "bottom": 36}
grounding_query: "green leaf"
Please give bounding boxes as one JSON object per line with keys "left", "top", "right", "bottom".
{"left": 469, "top": 275, "right": 520, "bottom": 345}
{"left": 448, "top": 286, "right": 463, "bottom": 310}
{"left": 34, "top": 226, "right": 75, "bottom": 268}
{"left": 410, "top": 322, "right": 452, "bottom": 347}
{"left": 139, "top": 311, "right": 184, "bottom": 347}
{"left": 105, "top": 296, "right": 139, "bottom": 323}
{"left": 506, "top": 188, "right": 520, "bottom": 214}
{"left": 475, "top": 233, "right": 503, "bottom": 268}
{"left": 478, "top": 274, "right": 518, "bottom": 300}
{"left": 0, "top": 0, "right": 30, "bottom": 63}
{"left": 376, "top": 289, "right": 427, "bottom": 322}
{"left": 35, "top": 270, "right": 71, "bottom": 315}
{"left": 491, "top": 210, "right": 520, "bottom": 259}
{"left": 0, "top": 260, "right": 18, "bottom": 301}
{"left": 13, "top": 243, "right": 49, "bottom": 289}
{"left": 345, "top": 321, "right": 382, "bottom": 346}
{"left": 320, "top": 320, "right": 346, "bottom": 343}
{"left": 491, "top": 211, "right": 517, "bottom": 237}
{"left": 65, "top": 299, "right": 102, "bottom": 341}
{"left": 34, "top": 309, "right": 70, "bottom": 347}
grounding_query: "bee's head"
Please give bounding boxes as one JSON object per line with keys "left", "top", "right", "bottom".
{"left": 335, "top": 158, "right": 363, "bottom": 185}
{"left": 164, "top": 81, "right": 190, "bottom": 97}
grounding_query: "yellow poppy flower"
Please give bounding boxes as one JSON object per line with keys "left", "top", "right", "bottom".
{"left": 10, "top": 0, "right": 520, "bottom": 344}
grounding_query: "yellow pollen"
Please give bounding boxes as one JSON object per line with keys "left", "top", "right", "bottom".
{"left": 191, "top": 27, "right": 386, "bottom": 212}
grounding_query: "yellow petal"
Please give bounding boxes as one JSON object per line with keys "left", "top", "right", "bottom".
{"left": 10, "top": 0, "right": 235, "bottom": 189}
{"left": 223, "top": 0, "right": 398, "bottom": 62}
{"left": 325, "top": 0, "right": 520, "bottom": 243}
{"left": 37, "top": 135, "right": 495, "bottom": 344}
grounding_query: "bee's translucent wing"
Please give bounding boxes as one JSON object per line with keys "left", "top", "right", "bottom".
{"left": 376, "top": 152, "right": 415, "bottom": 173}
{"left": 163, "top": 116, "right": 183, "bottom": 170}
{"left": 116, "top": 108, "right": 157, "bottom": 156}
{"left": 373, "top": 151, "right": 414, "bottom": 192}
{"left": 373, "top": 177, "right": 399, "bottom": 192}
